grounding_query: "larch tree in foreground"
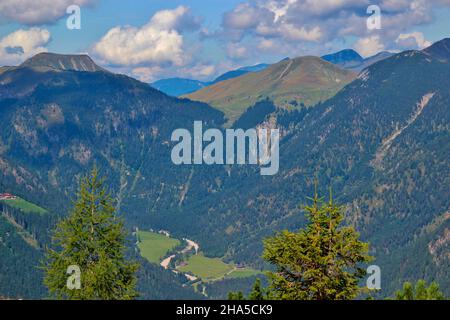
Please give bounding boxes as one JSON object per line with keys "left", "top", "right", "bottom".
{"left": 43, "top": 168, "right": 139, "bottom": 299}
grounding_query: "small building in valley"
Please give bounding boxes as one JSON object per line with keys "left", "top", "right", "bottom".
{"left": 0, "top": 193, "right": 16, "bottom": 200}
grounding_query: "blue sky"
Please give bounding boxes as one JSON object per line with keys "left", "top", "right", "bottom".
{"left": 1, "top": 0, "right": 449, "bottom": 82}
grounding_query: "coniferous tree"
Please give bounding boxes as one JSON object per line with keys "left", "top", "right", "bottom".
{"left": 262, "top": 190, "right": 372, "bottom": 300}
{"left": 43, "top": 168, "right": 139, "bottom": 299}
{"left": 228, "top": 291, "right": 245, "bottom": 300}
{"left": 394, "top": 280, "right": 445, "bottom": 300}
{"left": 248, "top": 278, "right": 266, "bottom": 300}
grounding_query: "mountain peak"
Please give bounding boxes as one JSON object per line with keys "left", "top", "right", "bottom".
{"left": 422, "top": 38, "right": 450, "bottom": 62}
{"left": 185, "top": 54, "right": 356, "bottom": 123}
{"left": 321, "top": 49, "right": 363, "bottom": 64}
{"left": 20, "top": 52, "right": 106, "bottom": 72}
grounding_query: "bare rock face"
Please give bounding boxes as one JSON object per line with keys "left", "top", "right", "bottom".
{"left": 20, "top": 52, "right": 107, "bottom": 72}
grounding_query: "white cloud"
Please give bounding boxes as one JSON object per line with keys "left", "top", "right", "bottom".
{"left": 92, "top": 6, "right": 217, "bottom": 82}
{"left": 93, "top": 6, "right": 198, "bottom": 67}
{"left": 184, "top": 64, "right": 216, "bottom": 78}
{"left": 226, "top": 43, "right": 248, "bottom": 59}
{"left": 354, "top": 35, "right": 385, "bottom": 57}
{"left": 0, "top": 0, "right": 94, "bottom": 25}
{"left": 129, "top": 63, "right": 215, "bottom": 83}
{"left": 94, "top": 26, "right": 185, "bottom": 67}
{"left": 149, "top": 6, "right": 201, "bottom": 31}
{"left": 0, "top": 28, "right": 50, "bottom": 66}
{"left": 281, "top": 24, "right": 322, "bottom": 41}
{"left": 258, "top": 38, "right": 276, "bottom": 50}
{"left": 265, "top": 0, "right": 297, "bottom": 22}
{"left": 223, "top": 3, "right": 269, "bottom": 30}
{"left": 396, "top": 32, "right": 432, "bottom": 49}
{"left": 220, "top": 0, "right": 450, "bottom": 61}
{"left": 131, "top": 66, "right": 164, "bottom": 83}
{"left": 288, "top": 0, "right": 368, "bottom": 16}
{"left": 380, "top": 0, "right": 410, "bottom": 12}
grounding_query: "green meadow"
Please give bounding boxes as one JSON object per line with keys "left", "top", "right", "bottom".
{"left": 136, "top": 231, "right": 262, "bottom": 282}
{"left": 177, "top": 254, "right": 234, "bottom": 281}
{"left": 137, "top": 231, "right": 180, "bottom": 264}
{"left": 177, "top": 254, "right": 262, "bottom": 282}
{"left": 1, "top": 197, "right": 47, "bottom": 214}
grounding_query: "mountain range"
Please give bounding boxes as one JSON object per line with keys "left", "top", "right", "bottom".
{"left": 183, "top": 49, "right": 395, "bottom": 124}
{"left": 0, "top": 39, "right": 449, "bottom": 299}
{"left": 321, "top": 49, "right": 394, "bottom": 72}
{"left": 150, "top": 48, "right": 393, "bottom": 101}
{"left": 151, "top": 63, "right": 269, "bottom": 97}
{"left": 185, "top": 56, "right": 356, "bottom": 124}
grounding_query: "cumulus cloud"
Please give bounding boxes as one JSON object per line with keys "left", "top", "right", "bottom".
{"left": 0, "top": 0, "right": 95, "bottom": 25}
{"left": 226, "top": 43, "right": 248, "bottom": 59}
{"left": 0, "top": 28, "right": 50, "bottom": 66}
{"left": 220, "top": 0, "right": 450, "bottom": 61}
{"left": 148, "top": 5, "right": 201, "bottom": 31}
{"left": 93, "top": 6, "right": 199, "bottom": 67}
{"left": 258, "top": 38, "right": 276, "bottom": 50}
{"left": 91, "top": 6, "right": 212, "bottom": 82}
{"left": 281, "top": 24, "right": 322, "bottom": 41}
{"left": 185, "top": 63, "right": 216, "bottom": 78}
{"left": 354, "top": 35, "right": 385, "bottom": 57}
{"left": 222, "top": 1, "right": 324, "bottom": 42}
{"left": 223, "top": 3, "right": 267, "bottom": 30}
{"left": 396, "top": 32, "right": 432, "bottom": 49}
{"left": 129, "top": 62, "right": 215, "bottom": 83}
{"left": 131, "top": 66, "right": 164, "bottom": 83}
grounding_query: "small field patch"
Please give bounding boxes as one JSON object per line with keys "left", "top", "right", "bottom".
{"left": 177, "top": 254, "right": 234, "bottom": 281}
{"left": 137, "top": 231, "right": 180, "bottom": 264}
{"left": 1, "top": 197, "right": 47, "bottom": 214}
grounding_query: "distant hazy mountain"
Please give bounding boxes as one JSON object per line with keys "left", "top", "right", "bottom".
{"left": 185, "top": 56, "right": 356, "bottom": 123}
{"left": 211, "top": 63, "right": 269, "bottom": 84}
{"left": 150, "top": 63, "right": 270, "bottom": 97}
{"left": 322, "top": 49, "right": 394, "bottom": 72}
{"left": 151, "top": 77, "right": 208, "bottom": 97}
{"left": 322, "top": 49, "right": 364, "bottom": 68}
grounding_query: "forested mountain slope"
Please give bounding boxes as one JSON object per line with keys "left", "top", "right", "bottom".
{"left": 0, "top": 54, "right": 225, "bottom": 299}
{"left": 152, "top": 40, "right": 450, "bottom": 295}
{"left": 0, "top": 39, "right": 449, "bottom": 297}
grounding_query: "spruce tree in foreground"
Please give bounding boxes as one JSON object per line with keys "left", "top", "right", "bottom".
{"left": 43, "top": 168, "right": 139, "bottom": 299}
{"left": 262, "top": 191, "right": 372, "bottom": 300}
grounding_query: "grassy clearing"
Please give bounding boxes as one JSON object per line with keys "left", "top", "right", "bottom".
{"left": 177, "top": 253, "right": 234, "bottom": 281}
{"left": 1, "top": 197, "right": 47, "bottom": 214}
{"left": 137, "top": 231, "right": 180, "bottom": 264}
